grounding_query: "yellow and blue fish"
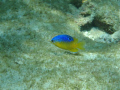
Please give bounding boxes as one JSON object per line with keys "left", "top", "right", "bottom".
{"left": 51, "top": 34, "right": 85, "bottom": 52}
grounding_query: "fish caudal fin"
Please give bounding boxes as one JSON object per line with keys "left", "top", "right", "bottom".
{"left": 77, "top": 41, "right": 85, "bottom": 50}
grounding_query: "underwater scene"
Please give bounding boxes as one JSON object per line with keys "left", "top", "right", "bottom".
{"left": 0, "top": 0, "right": 120, "bottom": 90}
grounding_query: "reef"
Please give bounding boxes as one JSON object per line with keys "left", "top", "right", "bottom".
{"left": 0, "top": 0, "right": 120, "bottom": 90}
{"left": 76, "top": 0, "right": 119, "bottom": 34}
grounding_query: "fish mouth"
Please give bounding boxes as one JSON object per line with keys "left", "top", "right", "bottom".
{"left": 51, "top": 40, "right": 55, "bottom": 43}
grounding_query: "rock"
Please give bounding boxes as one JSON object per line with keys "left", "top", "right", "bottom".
{"left": 79, "top": 0, "right": 119, "bottom": 34}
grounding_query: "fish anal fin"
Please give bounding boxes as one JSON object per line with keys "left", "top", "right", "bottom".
{"left": 69, "top": 48, "right": 78, "bottom": 52}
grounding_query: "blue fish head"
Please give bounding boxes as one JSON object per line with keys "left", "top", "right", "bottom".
{"left": 51, "top": 34, "right": 74, "bottom": 43}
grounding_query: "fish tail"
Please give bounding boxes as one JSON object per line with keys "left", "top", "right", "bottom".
{"left": 77, "top": 41, "right": 85, "bottom": 50}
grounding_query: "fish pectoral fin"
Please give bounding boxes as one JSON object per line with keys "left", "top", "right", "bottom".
{"left": 69, "top": 48, "right": 78, "bottom": 52}
{"left": 78, "top": 41, "right": 85, "bottom": 50}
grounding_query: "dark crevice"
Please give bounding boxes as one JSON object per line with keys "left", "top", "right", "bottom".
{"left": 70, "top": 0, "right": 82, "bottom": 8}
{"left": 92, "top": 19, "right": 114, "bottom": 34}
{"left": 81, "top": 23, "right": 93, "bottom": 31}
{"left": 80, "top": 18, "right": 115, "bottom": 34}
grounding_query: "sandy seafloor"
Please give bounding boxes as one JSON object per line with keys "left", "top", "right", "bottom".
{"left": 0, "top": 0, "right": 120, "bottom": 90}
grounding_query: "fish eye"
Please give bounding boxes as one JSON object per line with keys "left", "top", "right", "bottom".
{"left": 68, "top": 37, "right": 72, "bottom": 40}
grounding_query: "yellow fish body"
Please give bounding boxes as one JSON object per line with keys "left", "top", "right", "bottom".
{"left": 51, "top": 35, "right": 85, "bottom": 52}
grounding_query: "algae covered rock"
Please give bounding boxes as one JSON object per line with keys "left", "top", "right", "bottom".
{"left": 78, "top": 0, "right": 119, "bottom": 34}
{"left": 92, "top": 0, "right": 119, "bottom": 34}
